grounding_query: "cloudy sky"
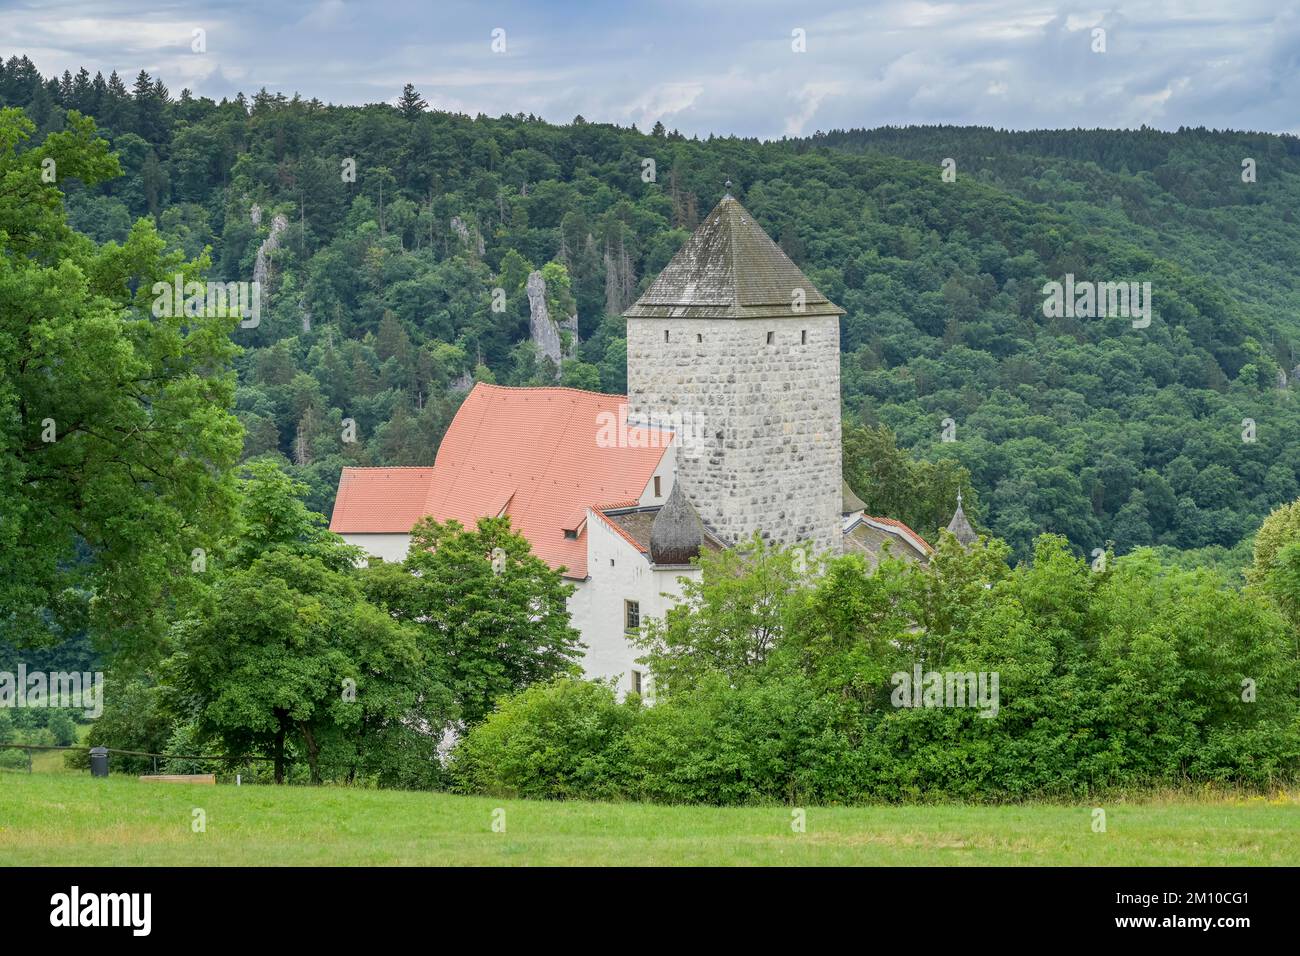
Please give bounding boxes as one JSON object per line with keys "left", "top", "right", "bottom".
{"left": 3, "top": 0, "right": 1297, "bottom": 138}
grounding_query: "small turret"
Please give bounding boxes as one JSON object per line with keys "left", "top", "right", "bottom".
{"left": 650, "top": 479, "right": 704, "bottom": 565}
{"left": 946, "top": 490, "right": 978, "bottom": 546}
{"left": 842, "top": 478, "right": 866, "bottom": 516}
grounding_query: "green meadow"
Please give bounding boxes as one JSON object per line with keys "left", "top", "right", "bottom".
{"left": 2, "top": 773, "right": 1297, "bottom": 866}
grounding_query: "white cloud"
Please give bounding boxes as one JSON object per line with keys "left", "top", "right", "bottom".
{"left": 784, "top": 80, "right": 845, "bottom": 136}
{"left": 625, "top": 82, "right": 706, "bottom": 130}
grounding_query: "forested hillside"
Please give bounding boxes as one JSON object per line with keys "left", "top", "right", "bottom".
{"left": 5, "top": 54, "right": 1299, "bottom": 562}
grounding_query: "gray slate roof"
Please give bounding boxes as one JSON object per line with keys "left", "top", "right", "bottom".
{"left": 946, "top": 495, "right": 978, "bottom": 546}
{"left": 603, "top": 505, "right": 723, "bottom": 562}
{"left": 649, "top": 480, "right": 706, "bottom": 565}
{"left": 624, "top": 195, "right": 845, "bottom": 320}
{"left": 842, "top": 478, "right": 867, "bottom": 514}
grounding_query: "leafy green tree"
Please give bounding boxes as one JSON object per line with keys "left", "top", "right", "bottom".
{"left": 1248, "top": 498, "right": 1300, "bottom": 587}
{"left": 363, "top": 516, "right": 583, "bottom": 726}
{"left": 842, "top": 422, "right": 975, "bottom": 538}
{"left": 69, "top": 677, "right": 172, "bottom": 774}
{"left": 634, "top": 533, "right": 808, "bottom": 694}
{"left": 168, "top": 461, "right": 448, "bottom": 784}
{"left": 0, "top": 107, "right": 242, "bottom": 657}
{"left": 1263, "top": 542, "right": 1300, "bottom": 650}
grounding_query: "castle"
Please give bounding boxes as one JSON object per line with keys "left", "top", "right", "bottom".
{"left": 330, "top": 193, "right": 933, "bottom": 696}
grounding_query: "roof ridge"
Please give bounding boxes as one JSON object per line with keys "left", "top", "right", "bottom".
{"left": 863, "top": 514, "right": 934, "bottom": 554}
{"left": 340, "top": 465, "right": 436, "bottom": 471}
{"left": 472, "top": 381, "right": 628, "bottom": 401}
{"left": 724, "top": 196, "right": 739, "bottom": 311}
{"left": 593, "top": 499, "right": 642, "bottom": 512}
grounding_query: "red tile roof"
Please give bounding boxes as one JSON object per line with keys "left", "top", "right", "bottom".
{"left": 329, "top": 384, "right": 672, "bottom": 579}
{"left": 330, "top": 467, "right": 437, "bottom": 533}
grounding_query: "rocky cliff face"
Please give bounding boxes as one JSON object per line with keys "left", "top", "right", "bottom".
{"left": 253, "top": 208, "right": 288, "bottom": 290}
{"left": 526, "top": 270, "right": 577, "bottom": 374}
{"left": 451, "top": 215, "right": 485, "bottom": 256}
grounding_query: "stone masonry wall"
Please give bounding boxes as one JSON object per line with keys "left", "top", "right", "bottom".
{"left": 627, "top": 315, "right": 842, "bottom": 556}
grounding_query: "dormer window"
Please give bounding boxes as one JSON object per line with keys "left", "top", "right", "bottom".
{"left": 563, "top": 529, "right": 577, "bottom": 540}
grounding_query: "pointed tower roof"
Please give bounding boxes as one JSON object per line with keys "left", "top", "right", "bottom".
{"left": 841, "top": 478, "right": 866, "bottom": 515}
{"left": 624, "top": 194, "right": 845, "bottom": 320}
{"left": 945, "top": 490, "right": 978, "bottom": 546}
{"left": 649, "top": 479, "right": 704, "bottom": 565}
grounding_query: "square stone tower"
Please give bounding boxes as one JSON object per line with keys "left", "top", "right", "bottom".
{"left": 625, "top": 193, "right": 844, "bottom": 556}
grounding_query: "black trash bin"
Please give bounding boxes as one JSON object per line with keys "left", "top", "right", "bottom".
{"left": 89, "top": 746, "right": 109, "bottom": 778}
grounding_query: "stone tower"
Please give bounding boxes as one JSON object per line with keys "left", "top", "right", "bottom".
{"left": 625, "top": 193, "right": 844, "bottom": 556}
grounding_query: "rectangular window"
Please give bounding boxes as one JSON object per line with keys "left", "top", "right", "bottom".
{"left": 625, "top": 599, "right": 640, "bottom": 632}
{"left": 801, "top": 330, "right": 807, "bottom": 344}
{"left": 630, "top": 669, "right": 642, "bottom": 695}
{"left": 664, "top": 329, "right": 670, "bottom": 343}
{"left": 653, "top": 476, "right": 661, "bottom": 497}
{"left": 766, "top": 330, "right": 775, "bottom": 345}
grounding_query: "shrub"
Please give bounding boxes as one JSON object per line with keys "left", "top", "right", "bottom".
{"left": 451, "top": 531, "right": 1300, "bottom": 805}
{"left": 623, "top": 673, "right": 861, "bottom": 805}
{"left": 48, "top": 713, "right": 78, "bottom": 747}
{"left": 67, "top": 677, "right": 173, "bottom": 774}
{"left": 450, "top": 678, "right": 638, "bottom": 799}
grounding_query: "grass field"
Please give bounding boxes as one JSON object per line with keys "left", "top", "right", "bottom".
{"left": 1, "top": 772, "right": 1297, "bottom": 866}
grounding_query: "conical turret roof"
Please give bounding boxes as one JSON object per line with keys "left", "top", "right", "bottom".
{"left": 842, "top": 478, "right": 867, "bottom": 514}
{"left": 650, "top": 479, "right": 704, "bottom": 565}
{"left": 624, "top": 194, "right": 844, "bottom": 320}
{"left": 946, "top": 490, "right": 978, "bottom": 546}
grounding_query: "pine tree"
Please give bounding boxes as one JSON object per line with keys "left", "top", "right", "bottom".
{"left": 71, "top": 67, "right": 91, "bottom": 112}
{"left": 397, "top": 83, "right": 427, "bottom": 119}
{"left": 90, "top": 71, "right": 107, "bottom": 114}
{"left": 131, "top": 70, "right": 166, "bottom": 141}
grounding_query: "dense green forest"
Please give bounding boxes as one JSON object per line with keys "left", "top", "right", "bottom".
{"left": 4, "top": 54, "right": 1300, "bottom": 566}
